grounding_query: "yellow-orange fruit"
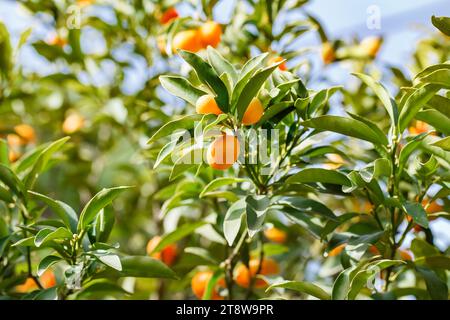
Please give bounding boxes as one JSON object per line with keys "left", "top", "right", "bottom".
{"left": 328, "top": 243, "right": 346, "bottom": 257}
{"left": 15, "top": 270, "right": 56, "bottom": 293}
{"left": 235, "top": 258, "right": 279, "bottom": 289}
{"left": 409, "top": 120, "right": 430, "bottom": 135}
{"left": 8, "top": 149, "right": 21, "bottom": 163}
{"left": 14, "top": 124, "right": 36, "bottom": 144}
{"left": 422, "top": 199, "right": 443, "bottom": 214}
{"left": 48, "top": 36, "right": 67, "bottom": 48}
{"left": 199, "top": 21, "right": 221, "bottom": 48}
{"left": 160, "top": 7, "right": 179, "bottom": 25}
{"left": 264, "top": 227, "right": 287, "bottom": 244}
{"left": 173, "top": 30, "right": 203, "bottom": 53}
{"left": 62, "top": 113, "right": 84, "bottom": 134}
{"left": 268, "top": 56, "right": 287, "bottom": 71}
{"left": 360, "top": 36, "right": 382, "bottom": 57}
{"left": 77, "top": 0, "right": 94, "bottom": 6}
{"left": 368, "top": 245, "right": 380, "bottom": 255}
{"left": 146, "top": 236, "right": 178, "bottom": 266}
{"left": 191, "top": 271, "right": 224, "bottom": 300}
{"left": 399, "top": 250, "right": 413, "bottom": 261}
{"left": 242, "top": 97, "right": 264, "bottom": 125}
{"left": 207, "top": 134, "right": 239, "bottom": 170}
{"left": 195, "top": 94, "right": 223, "bottom": 115}
{"left": 321, "top": 42, "right": 335, "bottom": 64}
{"left": 7, "top": 134, "right": 25, "bottom": 147}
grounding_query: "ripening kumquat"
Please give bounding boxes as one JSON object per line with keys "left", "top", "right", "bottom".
{"left": 15, "top": 270, "right": 56, "bottom": 293}
{"left": 242, "top": 97, "right": 264, "bottom": 125}
{"left": 264, "top": 227, "right": 287, "bottom": 243}
{"left": 195, "top": 94, "right": 223, "bottom": 115}
{"left": 268, "top": 56, "right": 287, "bottom": 71}
{"left": 235, "top": 258, "right": 279, "bottom": 288}
{"left": 146, "top": 236, "right": 178, "bottom": 266}
{"left": 172, "top": 30, "right": 203, "bottom": 53}
{"left": 199, "top": 21, "right": 222, "bottom": 48}
{"left": 191, "top": 271, "right": 224, "bottom": 300}
{"left": 207, "top": 134, "right": 239, "bottom": 170}
{"left": 160, "top": 7, "right": 179, "bottom": 25}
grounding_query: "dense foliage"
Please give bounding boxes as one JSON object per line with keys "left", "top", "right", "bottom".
{"left": 0, "top": 0, "right": 449, "bottom": 300}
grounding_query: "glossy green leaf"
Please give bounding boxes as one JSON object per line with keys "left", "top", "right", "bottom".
{"left": 207, "top": 46, "right": 238, "bottom": 84}
{"left": 28, "top": 191, "right": 78, "bottom": 233}
{"left": 78, "top": 186, "right": 131, "bottom": 230}
{"left": 432, "top": 15, "right": 450, "bottom": 35}
{"left": 353, "top": 73, "right": 398, "bottom": 124}
{"left": 398, "top": 84, "right": 440, "bottom": 132}
{"left": 286, "top": 168, "right": 351, "bottom": 186}
{"left": 235, "top": 64, "right": 279, "bottom": 122}
{"left": 149, "top": 221, "right": 207, "bottom": 254}
{"left": 178, "top": 50, "right": 229, "bottom": 112}
{"left": 159, "top": 76, "right": 206, "bottom": 106}
{"left": 24, "top": 137, "right": 70, "bottom": 190}
{"left": 403, "top": 201, "right": 429, "bottom": 228}
{"left": 34, "top": 227, "right": 72, "bottom": 247}
{"left": 147, "top": 114, "right": 202, "bottom": 145}
{"left": 266, "top": 280, "right": 330, "bottom": 300}
{"left": 200, "top": 177, "right": 249, "bottom": 198}
{"left": 37, "top": 255, "right": 62, "bottom": 277}
{"left": 301, "top": 115, "right": 388, "bottom": 145}
{"left": 223, "top": 198, "right": 246, "bottom": 246}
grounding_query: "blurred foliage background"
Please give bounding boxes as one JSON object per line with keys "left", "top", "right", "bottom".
{"left": 0, "top": 0, "right": 449, "bottom": 299}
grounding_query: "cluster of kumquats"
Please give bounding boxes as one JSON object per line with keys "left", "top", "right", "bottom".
{"left": 147, "top": 228, "right": 286, "bottom": 299}
{"left": 2, "top": 114, "right": 84, "bottom": 165}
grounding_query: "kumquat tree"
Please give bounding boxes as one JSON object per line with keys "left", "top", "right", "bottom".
{"left": 0, "top": 0, "right": 449, "bottom": 303}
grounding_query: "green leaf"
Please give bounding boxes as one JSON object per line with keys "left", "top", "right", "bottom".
{"left": 416, "top": 109, "right": 450, "bottom": 135}
{"left": 178, "top": 50, "right": 229, "bottom": 112}
{"left": 0, "top": 22, "right": 12, "bottom": 77}
{"left": 398, "top": 84, "right": 440, "bottom": 132}
{"left": 34, "top": 227, "right": 73, "bottom": 247}
{"left": 266, "top": 280, "right": 330, "bottom": 300}
{"left": 240, "top": 53, "right": 269, "bottom": 78}
{"left": 416, "top": 266, "right": 448, "bottom": 300}
{"left": 347, "top": 112, "right": 388, "bottom": 145}
{"left": 28, "top": 191, "right": 78, "bottom": 233}
{"left": 184, "top": 247, "right": 219, "bottom": 264}
{"left": 33, "top": 287, "right": 58, "bottom": 300}
{"left": 200, "top": 177, "right": 249, "bottom": 198}
{"left": 93, "top": 208, "right": 115, "bottom": 243}
{"left": 37, "top": 255, "right": 62, "bottom": 277}
{"left": 147, "top": 114, "right": 202, "bottom": 145}
{"left": 282, "top": 207, "right": 324, "bottom": 238}
{"left": 246, "top": 195, "right": 270, "bottom": 237}
{"left": 432, "top": 15, "right": 450, "bottom": 36}
{"left": 426, "top": 94, "right": 450, "bottom": 118}
{"left": 149, "top": 221, "right": 207, "bottom": 254}
{"left": 78, "top": 186, "right": 131, "bottom": 230}
{"left": 308, "top": 86, "right": 342, "bottom": 117}
{"left": 202, "top": 269, "right": 223, "bottom": 300}
{"left": 432, "top": 137, "right": 450, "bottom": 151}
{"left": 0, "top": 139, "right": 9, "bottom": 166}
{"left": 398, "top": 133, "right": 429, "bottom": 175}
{"left": 403, "top": 201, "right": 429, "bottom": 228}
{"left": 286, "top": 168, "right": 351, "bottom": 186}
{"left": 24, "top": 137, "right": 70, "bottom": 190}
{"left": 207, "top": 46, "right": 238, "bottom": 84}
{"left": 276, "top": 196, "right": 337, "bottom": 221}
{"left": 95, "top": 254, "right": 122, "bottom": 271}
{"left": 235, "top": 64, "right": 278, "bottom": 122}
{"left": 0, "top": 163, "right": 24, "bottom": 197}
{"left": 352, "top": 73, "right": 398, "bottom": 124}
{"left": 301, "top": 115, "right": 388, "bottom": 145}
{"left": 0, "top": 186, "right": 13, "bottom": 203}
{"left": 159, "top": 76, "right": 206, "bottom": 106}
{"left": 223, "top": 199, "right": 246, "bottom": 246}
{"left": 97, "top": 256, "right": 178, "bottom": 279}
{"left": 347, "top": 260, "right": 405, "bottom": 300}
